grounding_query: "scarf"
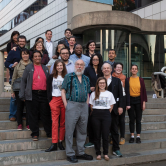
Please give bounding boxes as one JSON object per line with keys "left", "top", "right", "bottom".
{"left": 112, "top": 72, "right": 126, "bottom": 87}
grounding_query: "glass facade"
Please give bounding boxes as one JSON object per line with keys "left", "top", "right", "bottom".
{"left": 0, "top": 0, "right": 12, "bottom": 11}
{"left": 112, "top": 0, "right": 160, "bottom": 11}
{"left": 88, "top": 0, "right": 113, "bottom": 5}
{"left": 83, "top": 28, "right": 166, "bottom": 90}
{"left": 0, "top": 0, "right": 47, "bottom": 37}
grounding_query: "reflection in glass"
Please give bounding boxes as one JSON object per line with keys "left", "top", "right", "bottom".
{"left": 0, "top": 0, "right": 48, "bottom": 37}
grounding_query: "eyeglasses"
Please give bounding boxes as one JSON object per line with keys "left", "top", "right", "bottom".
{"left": 75, "top": 64, "right": 85, "bottom": 67}
{"left": 99, "top": 82, "right": 106, "bottom": 85}
{"left": 92, "top": 59, "right": 99, "bottom": 62}
{"left": 61, "top": 53, "right": 69, "bottom": 55}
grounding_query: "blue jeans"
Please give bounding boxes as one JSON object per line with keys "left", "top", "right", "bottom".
{"left": 9, "top": 97, "right": 17, "bottom": 119}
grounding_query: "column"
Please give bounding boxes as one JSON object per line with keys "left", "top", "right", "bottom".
{"left": 0, "top": 51, "right": 4, "bottom": 95}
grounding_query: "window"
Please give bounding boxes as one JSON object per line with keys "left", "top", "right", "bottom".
{"left": 0, "top": 0, "right": 12, "bottom": 11}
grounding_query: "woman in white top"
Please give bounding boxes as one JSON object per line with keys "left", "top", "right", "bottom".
{"left": 45, "top": 59, "right": 67, "bottom": 152}
{"left": 89, "top": 77, "right": 116, "bottom": 161}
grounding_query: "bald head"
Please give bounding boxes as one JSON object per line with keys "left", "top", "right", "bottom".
{"left": 75, "top": 44, "right": 82, "bottom": 56}
{"left": 102, "top": 63, "right": 112, "bottom": 77}
{"left": 74, "top": 59, "right": 85, "bottom": 76}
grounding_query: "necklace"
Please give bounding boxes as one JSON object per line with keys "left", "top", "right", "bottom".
{"left": 35, "top": 66, "right": 41, "bottom": 79}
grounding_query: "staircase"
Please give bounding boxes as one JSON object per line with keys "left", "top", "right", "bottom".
{"left": 0, "top": 97, "right": 166, "bottom": 166}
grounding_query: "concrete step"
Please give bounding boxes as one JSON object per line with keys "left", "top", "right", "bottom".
{"left": 0, "top": 105, "right": 9, "bottom": 112}
{"left": 0, "top": 98, "right": 10, "bottom": 105}
{"left": 0, "top": 129, "right": 47, "bottom": 141}
{"left": 125, "top": 121, "right": 166, "bottom": 131}
{"left": 0, "top": 138, "right": 52, "bottom": 153}
{"left": 125, "top": 115, "right": 166, "bottom": 123}
{"left": 0, "top": 112, "right": 9, "bottom": 120}
{"left": 142, "top": 109, "right": 166, "bottom": 115}
{"left": 2, "top": 146, "right": 166, "bottom": 166}
{"left": 147, "top": 98, "right": 166, "bottom": 103}
{"left": 146, "top": 103, "right": 166, "bottom": 109}
{"left": 0, "top": 120, "right": 42, "bottom": 130}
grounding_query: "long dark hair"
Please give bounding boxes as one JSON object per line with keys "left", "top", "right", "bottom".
{"left": 35, "top": 37, "right": 44, "bottom": 43}
{"left": 55, "top": 41, "right": 66, "bottom": 57}
{"left": 86, "top": 40, "right": 96, "bottom": 50}
{"left": 10, "top": 31, "right": 20, "bottom": 43}
{"left": 52, "top": 59, "right": 67, "bottom": 78}
{"left": 94, "top": 77, "right": 107, "bottom": 100}
{"left": 34, "top": 41, "right": 46, "bottom": 52}
{"left": 90, "top": 54, "right": 103, "bottom": 77}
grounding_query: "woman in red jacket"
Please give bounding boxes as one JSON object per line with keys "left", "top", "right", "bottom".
{"left": 128, "top": 65, "right": 147, "bottom": 144}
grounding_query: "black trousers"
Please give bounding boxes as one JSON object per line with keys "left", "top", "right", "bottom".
{"left": 15, "top": 91, "right": 29, "bottom": 126}
{"left": 91, "top": 109, "right": 111, "bottom": 155}
{"left": 119, "top": 96, "right": 126, "bottom": 138}
{"left": 111, "top": 111, "right": 120, "bottom": 152}
{"left": 87, "top": 107, "right": 94, "bottom": 143}
{"left": 26, "top": 90, "right": 52, "bottom": 137}
{"left": 127, "top": 97, "right": 142, "bottom": 134}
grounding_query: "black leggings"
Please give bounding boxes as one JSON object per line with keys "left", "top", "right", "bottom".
{"left": 91, "top": 109, "right": 111, "bottom": 155}
{"left": 127, "top": 97, "right": 142, "bottom": 134}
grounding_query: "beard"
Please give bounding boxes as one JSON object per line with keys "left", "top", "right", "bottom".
{"left": 74, "top": 68, "right": 85, "bottom": 76}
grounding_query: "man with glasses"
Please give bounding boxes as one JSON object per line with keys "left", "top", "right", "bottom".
{"left": 69, "top": 44, "right": 90, "bottom": 67}
{"left": 5, "top": 35, "right": 27, "bottom": 121}
{"left": 49, "top": 48, "right": 74, "bottom": 74}
{"left": 61, "top": 59, "right": 93, "bottom": 163}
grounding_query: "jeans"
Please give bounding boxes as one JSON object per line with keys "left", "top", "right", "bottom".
{"left": 91, "top": 109, "right": 111, "bottom": 155}
{"left": 26, "top": 90, "right": 52, "bottom": 137}
{"left": 9, "top": 97, "right": 17, "bottom": 119}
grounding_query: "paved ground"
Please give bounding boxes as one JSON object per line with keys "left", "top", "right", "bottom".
{"left": 125, "top": 160, "right": 166, "bottom": 166}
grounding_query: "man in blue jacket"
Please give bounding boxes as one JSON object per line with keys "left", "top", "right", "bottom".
{"left": 5, "top": 35, "right": 26, "bottom": 121}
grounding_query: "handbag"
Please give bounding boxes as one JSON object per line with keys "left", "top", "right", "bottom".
{"left": 12, "top": 77, "right": 22, "bottom": 91}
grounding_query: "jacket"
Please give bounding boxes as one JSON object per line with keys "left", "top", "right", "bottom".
{"left": 19, "top": 63, "right": 49, "bottom": 101}
{"left": 44, "top": 40, "right": 57, "bottom": 57}
{"left": 125, "top": 78, "right": 130, "bottom": 106}
{"left": 107, "top": 76, "right": 123, "bottom": 115}
{"left": 7, "top": 42, "right": 18, "bottom": 54}
{"left": 47, "top": 74, "right": 54, "bottom": 103}
{"left": 5, "top": 47, "right": 22, "bottom": 81}
{"left": 127, "top": 77, "right": 147, "bottom": 109}
{"left": 84, "top": 65, "right": 103, "bottom": 87}
{"left": 11, "top": 59, "right": 32, "bottom": 93}
{"left": 29, "top": 50, "right": 50, "bottom": 65}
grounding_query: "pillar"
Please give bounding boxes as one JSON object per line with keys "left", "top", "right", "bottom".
{"left": 0, "top": 51, "right": 4, "bottom": 95}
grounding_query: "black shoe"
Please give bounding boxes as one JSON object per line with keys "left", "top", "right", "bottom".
{"left": 45, "top": 143, "right": 57, "bottom": 152}
{"left": 136, "top": 137, "right": 141, "bottom": 144}
{"left": 58, "top": 141, "right": 65, "bottom": 150}
{"left": 76, "top": 153, "right": 93, "bottom": 160}
{"left": 67, "top": 156, "right": 78, "bottom": 163}
{"left": 129, "top": 137, "right": 134, "bottom": 143}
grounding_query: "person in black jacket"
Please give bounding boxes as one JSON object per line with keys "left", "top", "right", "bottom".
{"left": 84, "top": 54, "right": 103, "bottom": 148}
{"left": 102, "top": 62, "right": 123, "bottom": 157}
{"left": 7, "top": 31, "right": 20, "bottom": 54}
{"left": 112, "top": 63, "right": 130, "bottom": 145}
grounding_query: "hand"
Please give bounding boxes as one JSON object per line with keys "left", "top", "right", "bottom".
{"left": 118, "top": 108, "right": 123, "bottom": 115}
{"left": 11, "top": 47, "right": 17, "bottom": 51}
{"left": 90, "top": 87, "right": 95, "bottom": 92}
{"left": 143, "top": 102, "right": 146, "bottom": 111}
{"left": 64, "top": 102, "right": 67, "bottom": 109}
{"left": 12, "top": 62, "right": 18, "bottom": 67}
{"left": 126, "top": 106, "right": 131, "bottom": 110}
{"left": 52, "top": 55, "right": 58, "bottom": 59}
{"left": 11, "top": 93, "right": 15, "bottom": 98}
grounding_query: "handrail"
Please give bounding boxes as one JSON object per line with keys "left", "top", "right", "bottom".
{"left": 153, "top": 67, "right": 166, "bottom": 98}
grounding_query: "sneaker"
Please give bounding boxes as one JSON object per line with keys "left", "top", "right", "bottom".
{"left": 84, "top": 142, "right": 94, "bottom": 148}
{"left": 136, "top": 137, "right": 141, "bottom": 144}
{"left": 17, "top": 124, "right": 23, "bottom": 131}
{"left": 119, "top": 138, "right": 125, "bottom": 145}
{"left": 113, "top": 150, "right": 122, "bottom": 157}
{"left": 129, "top": 137, "right": 134, "bottom": 143}
{"left": 26, "top": 125, "right": 30, "bottom": 130}
{"left": 32, "top": 136, "right": 38, "bottom": 141}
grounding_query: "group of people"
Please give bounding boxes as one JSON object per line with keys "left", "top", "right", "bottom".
{"left": 5, "top": 28, "right": 147, "bottom": 163}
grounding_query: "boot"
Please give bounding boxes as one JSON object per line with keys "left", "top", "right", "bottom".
{"left": 45, "top": 143, "right": 57, "bottom": 152}
{"left": 58, "top": 141, "right": 65, "bottom": 150}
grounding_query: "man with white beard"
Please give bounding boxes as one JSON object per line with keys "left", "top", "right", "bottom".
{"left": 61, "top": 59, "right": 93, "bottom": 163}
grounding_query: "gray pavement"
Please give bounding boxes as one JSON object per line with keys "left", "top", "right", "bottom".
{"left": 126, "top": 161, "right": 166, "bottom": 166}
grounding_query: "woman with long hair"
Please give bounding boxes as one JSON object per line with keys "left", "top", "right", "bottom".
{"left": 11, "top": 48, "right": 32, "bottom": 130}
{"left": 84, "top": 53, "right": 103, "bottom": 148}
{"left": 112, "top": 62, "right": 130, "bottom": 145}
{"left": 30, "top": 41, "right": 49, "bottom": 65}
{"left": 89, "top": 77, "right": 115, "bottom": 161}
{"left": 7, "top": 31, "right": 20, "bottom": 53}
{"left": 127, "top": 65, "right": 147, "bottom": 144}
{"left": 45, "top": 59, "right": 67, "bottom": 152}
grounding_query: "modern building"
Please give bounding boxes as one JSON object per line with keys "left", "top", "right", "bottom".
{"left": 0, "top": 0, "right": 166, "bottom": 95}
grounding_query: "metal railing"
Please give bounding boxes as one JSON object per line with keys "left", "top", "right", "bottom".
{"left": 154, "top": 67, "right": 166, "bottom": 98}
